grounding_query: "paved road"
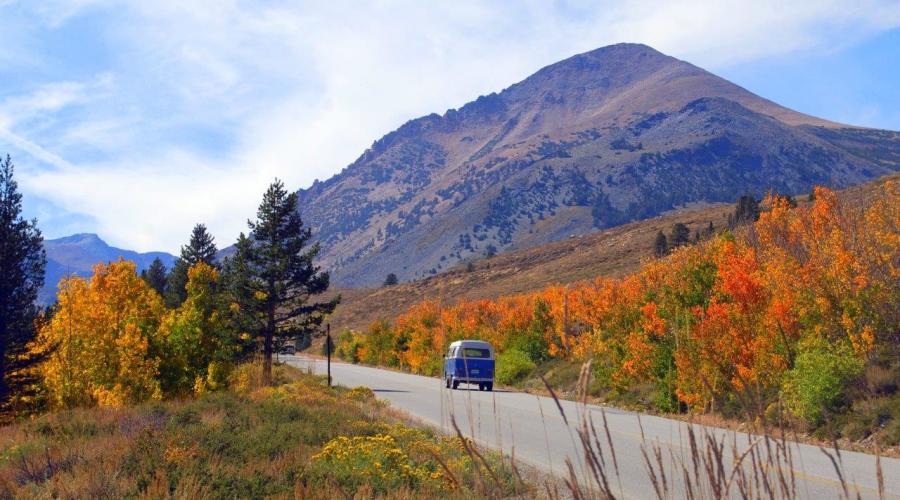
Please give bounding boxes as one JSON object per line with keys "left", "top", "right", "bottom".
{"left": 285, "top": 356, "right": 899, "bottom": 499}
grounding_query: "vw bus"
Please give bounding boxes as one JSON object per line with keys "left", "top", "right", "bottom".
{"left": 444, "top": 340, "right": 494, "bottom": 391}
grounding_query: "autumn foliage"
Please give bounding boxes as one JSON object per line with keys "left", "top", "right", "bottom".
{"left": 339, "top": 182, "right": 899, "bottom": 423}
{"left": 32, "top": 260, "right": 250, "bottom": 409}
{"left": 32, "top": 260, "right": 166, "bottom": 408}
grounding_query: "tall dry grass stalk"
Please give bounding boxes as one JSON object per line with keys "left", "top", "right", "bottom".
{"left": 523, "top": 360, "right": 886, "bottom": 500}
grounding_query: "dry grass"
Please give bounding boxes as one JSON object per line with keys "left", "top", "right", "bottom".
{"left": 0, "top": 363, "right": 525, "bottom": 499}
{"left": 536, "top": 361, "right": 887, "bottom": 500}
{"left": 330, "top": 203, "right": 733, "bottom": 334}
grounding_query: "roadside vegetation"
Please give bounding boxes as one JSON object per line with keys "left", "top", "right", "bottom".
{"left": 0, "top": 155, "right": 527, "bottom": 498}
{"left": 0, "top": 164, "right": 340, "bottom": 421}
{"left": 337, "top": 180, "right": 900, "bottom": 449}
{"left": 0, "top": 362, "right": 522, "bottom": 498}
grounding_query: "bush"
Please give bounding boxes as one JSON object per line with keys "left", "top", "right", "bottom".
{"left": 495, "top": 349, "right": 536, "bottom": 386}
{"left": 783, "top": 339, "right": 864, "bottom": 426}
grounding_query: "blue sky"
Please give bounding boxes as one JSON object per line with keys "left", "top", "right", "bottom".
{"left": 1, "top": 0, "right": 898, "bottom": 253}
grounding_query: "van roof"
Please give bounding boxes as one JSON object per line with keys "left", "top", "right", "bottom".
{"left": 449, "top": 340, "right": 492, "bottom": 349}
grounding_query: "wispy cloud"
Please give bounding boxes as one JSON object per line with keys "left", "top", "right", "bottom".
{"left": 0, "top": 0, "right": 898, "bottom": 252}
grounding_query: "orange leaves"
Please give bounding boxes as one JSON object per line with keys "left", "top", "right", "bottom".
{"left": 33, "top": 260, "right": 165, "bottom": 409}
{"left": 353, "top": 182, "right": 894, "bottom": 415}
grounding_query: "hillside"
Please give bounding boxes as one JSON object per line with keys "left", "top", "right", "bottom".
{"left": 297, "top": 43, "right": 900, "bottom": 288}
{"left": 42, "top": 233, "right": 175, "bottom": 304}
{"left": 328, "top": 174, "right": 897, "bottom": 333}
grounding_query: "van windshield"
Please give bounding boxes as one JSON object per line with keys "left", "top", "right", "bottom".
{"left": 461, "top": 348, "right": 490, "bottom": 358}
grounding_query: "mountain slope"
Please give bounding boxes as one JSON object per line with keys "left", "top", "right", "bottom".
{"left": 297, "top": 43, "right": 899, "bottom": 287}
{"left": 328, "top": 173, "right": 898, "bottom": 333}
{"left": 41, "top": 233, "right": 176, "bottom": 304}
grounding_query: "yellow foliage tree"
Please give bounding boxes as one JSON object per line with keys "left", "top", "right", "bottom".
{"left": 158, "top": 262, "right": 240, "bottom": 395}
{"left": 32, "top": 260, "right": 165, "bottom": 408}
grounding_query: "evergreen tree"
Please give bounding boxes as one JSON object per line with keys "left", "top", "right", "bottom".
{"left": 141, "top": 257, "right": 168, "bottom": 297}
{"left": 219, "top": 233, "right": 258, "bottom": 360}
{"left": 670, "top": 223, "right": 691, "bottom": 248}
{"left": 653, "top": 230, "right": 668, "bottom": 257}
{"left": 0, "top": 156, "right": 46, "bottom": 416}
{"left": 165, "top": 224, "right": 218, "bottom": 307}
{"left": 242, "top": 180, "right": 339, "bottom": 383}
{"left": 183, "top": 223, "right": 218, "bottom": 264}
{"left": 733, "top": 195, "right": 760, "bottom": 225}
{"left": 383, "top": 273, "right": 398, "bottom": 287}
{"left": 706, "top": 221, "right": 715, "bottom": 237}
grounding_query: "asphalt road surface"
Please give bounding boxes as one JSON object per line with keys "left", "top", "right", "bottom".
{"left": 285, "top": 356, "right": 899, "bottom": 499}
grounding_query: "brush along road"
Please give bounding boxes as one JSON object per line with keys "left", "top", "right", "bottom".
{"left": 285, "top": 356, "right": 898, "bottom": 499}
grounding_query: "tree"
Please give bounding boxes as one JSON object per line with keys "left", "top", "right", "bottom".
{"left": 242, "top": 180, "right": 339, "bottom": 383}
{"left": 669, "top": 223, "right": 691, "bottom": 248}
{"left": 219, "top": 233, "right": 257, "bottom": 360}
{"left": 0, "top": 155, "right": 46, "bottom": 416}
{"left": 653, "top": 230, "right": 668, "bottom": 257}
{"left": 732, "top": 195, "right": 760, "bottom": 226}
{"left": 141, "top": 257, "right": 168, "bottom": 297}
{"left": 383, "top": 273, "right": 399, "bottom": 287}
{"left": 165, "top": 224, "right": 218, "bottom": 307}
{"left": 158, "top": 262, "right": 241, "bottom": 395}
{"left": 33, "top": 260, "right": 165, "bottom": 408}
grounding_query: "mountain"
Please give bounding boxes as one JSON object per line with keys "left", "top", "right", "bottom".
{"left": 41, "top": 233, "right": 176, "bottom": 304}
{"left": 298, "top": 43, "right": 899, "bottom": 287}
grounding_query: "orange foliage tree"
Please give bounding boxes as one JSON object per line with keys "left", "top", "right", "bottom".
{"left": 32, "top": 260, "right": 166, "bottom": 408}
{"left": 338, "top": 181, "right": 899, "bottom": 421}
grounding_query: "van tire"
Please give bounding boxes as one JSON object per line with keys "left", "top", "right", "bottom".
{"left": 445, "top": 376, "right": 450, "bottom": 389}
{"left": 451, "top": 380, "right": 459, "bottom": 390}
{"left": 486, "top": 383, "right": 493, "bottom": 391}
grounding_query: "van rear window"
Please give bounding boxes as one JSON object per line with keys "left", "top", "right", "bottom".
{"left": 461, "top": 348, "right": 490, "bottom": 358}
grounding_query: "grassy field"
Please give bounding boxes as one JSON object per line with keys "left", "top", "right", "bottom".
{"left": 0, "top": 363, "right": 524, "bottom": 498}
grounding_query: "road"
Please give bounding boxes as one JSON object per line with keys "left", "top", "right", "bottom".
{"left": 285, "top": 356, "right": 899, "bottom": 499}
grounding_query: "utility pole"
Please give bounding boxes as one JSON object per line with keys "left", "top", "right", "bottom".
{"left": 326, "top": 323, "right": 332, "bottom": 387}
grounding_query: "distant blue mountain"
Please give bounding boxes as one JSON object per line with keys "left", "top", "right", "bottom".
{"left": 41, "top": 233, "right": 176, "bottom": 304}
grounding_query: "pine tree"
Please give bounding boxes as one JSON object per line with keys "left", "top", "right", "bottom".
{"left": 706, "top": 221, "right": 715, "bottom": 237}
{"left": 670, "top": 223, "right": 691, "bottom": 248}
{"left": 733, "top": 195, "right": 760, "bottom": 225}
{"left": 165, "top": 224, "right": 218, "bottom": 307}
{"left": 383, "top": 273, "right": 398, "bottom": 287}
{"left": 183, "top": 224, "right": 218, "bottom": 264}
{"left": 141, "top": 257, "right": 168, "bottom": 297}
{"left": 653, "top": 230, "right": 668, "bottom": 257}
{"left": 243, "top": 180, "right": 339, "bottom": 383}
{"left": 219, "top": 233, "right": 257, "bottom": 360}
{"left": 0, "top": 156, "right": 46, "bottom": 416}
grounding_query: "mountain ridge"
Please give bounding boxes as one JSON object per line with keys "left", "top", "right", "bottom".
{"left": 301, "top": 43, "right": 899, "bottom": 286}
{"left": 41, "top": 233, "right": 176, "bottom": 304}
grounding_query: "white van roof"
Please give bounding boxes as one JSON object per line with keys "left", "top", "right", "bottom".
{"left": 449, "top": 340, "right": 492, "bottom": 349}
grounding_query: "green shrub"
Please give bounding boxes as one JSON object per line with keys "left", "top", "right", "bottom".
{"left": 783, "top": 339, "right": 864, "bottom": 426}
{"left": 495, "top": 349, "right": 536, "bottom": 386}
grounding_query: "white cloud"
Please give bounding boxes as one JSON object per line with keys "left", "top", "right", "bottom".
{"left": 1, "top": 0, "right": 898, "bottom": 252}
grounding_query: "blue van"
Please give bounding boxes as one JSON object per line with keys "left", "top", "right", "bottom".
{"left": 444, "top": 340, "right": 494, "bottom": 391}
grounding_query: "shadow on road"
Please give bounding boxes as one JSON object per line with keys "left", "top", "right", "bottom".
{"left": 372, "top": 389, "right": 410, "bottom": 393}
